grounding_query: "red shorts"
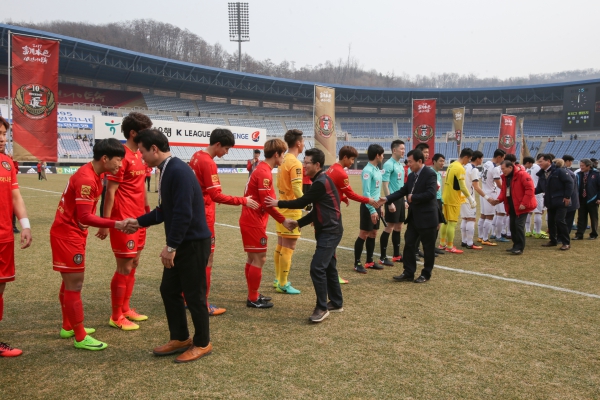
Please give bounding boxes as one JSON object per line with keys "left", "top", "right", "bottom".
{"left": 206, "top": 205, "right": 216, "bottom": 253}
{"left": 109, "top": 227, "right": 146, "bottom": 258}
{"left": 0, "top": 241, "right": 15, "bottom": 283}
{"left": 51, "top": 235, "right": 86, "bottom": 273}
{"left": 240, "top": 225, "right": 268, "bottom": 253}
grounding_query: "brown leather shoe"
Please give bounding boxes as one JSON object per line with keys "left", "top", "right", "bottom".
{"left": 174, "top": 342, "right": 213, "bottom": 363}
{"left": 153, "top": 338, "right": 192, "bottom": 356}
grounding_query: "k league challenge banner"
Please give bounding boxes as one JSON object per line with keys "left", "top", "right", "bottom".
{"left": 313, "top": 85, "right": 336, "bottom": 165}
{"left": 412, "top": 99, "right": 436, "bottom": 166}
{"left": 498, "top": 114, "right": 517, "bottom": 155}
{"left": 11, "top": 34, "right": 59, "bottom": 161}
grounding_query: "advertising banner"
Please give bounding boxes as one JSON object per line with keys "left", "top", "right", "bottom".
{"left": 94, "top": 116, "right": 266, "bottom": 149}
{"left": 498, "top": 114, "right": 517, "bottom": 155}
{"left": 518, "top": 117, "right": 529, "bottom": 162}
{"left": 452, "top": 107, "right": 466, "bottom": 158}
{"left": 57, "top": 109, "right": 100, "bottom": 129}
{"left": 313, "top": 85, "right": 337, "bottom": 165}
{"left": 11, "top": 34, "right": 59, "bottom": 161}
{"left": 412, "top": 99, "right": 436, "bottom": 165}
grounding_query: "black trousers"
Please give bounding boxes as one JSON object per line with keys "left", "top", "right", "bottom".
{"left": 576, "top": 201, "right": 599, "bottom": 238}
{"left": 403, "top": 222, "right": 437, "bottom": 279}
{"left": 160, "top": 238, "right": 211, "bottom": 347}
{"left": 566, "top": 210, "right": 577, "bottom": 234}
{"left": 146, "top": 176, "right": 151, "bottom": 191}
{"left": 509, "top": 212, "right": 527, "bottom": 251}
{"left": 547, "top": 207, "right": 570, "bottom": 245}
{"left": 309, "top": 232, "right": 343, "bottom": 311}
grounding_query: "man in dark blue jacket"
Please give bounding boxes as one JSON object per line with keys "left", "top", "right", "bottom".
{"left": 574, "top": 158, "right": 600, "bottom": 240}
{"left": 266, "top": 148, "right": 343, "bottom": 323}
{"left": 127, "top": 128, "right": 212, "bottom": 363}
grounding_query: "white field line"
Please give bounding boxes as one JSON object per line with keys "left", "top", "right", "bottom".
{"left": 20, "top": 186, "right": 63, "bottom": 195}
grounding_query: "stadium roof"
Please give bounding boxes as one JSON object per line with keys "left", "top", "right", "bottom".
{"left": 2, "top": 23, "right": 599, "bottom": 108}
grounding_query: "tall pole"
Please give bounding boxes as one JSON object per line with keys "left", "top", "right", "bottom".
{"left": 237, "top": 3, "right": 242, "bottom": 72}
{"left": 7, "top": 31, "right": 12, "bottom": 151}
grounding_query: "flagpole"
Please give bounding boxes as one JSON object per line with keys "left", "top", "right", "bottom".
{"left": 7, "top": 31, "right": 11, "bottom": 154}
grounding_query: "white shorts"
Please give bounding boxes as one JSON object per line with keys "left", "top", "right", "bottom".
{"left": 495, "top": 202, "right": 506, "bottom": 214}
{"left": 480, "top": 193, "right": 497, "bottom": 215}
{"left": 461, "top": 203, "right": 476, "bottom": 219}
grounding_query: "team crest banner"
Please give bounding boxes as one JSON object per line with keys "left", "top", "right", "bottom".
{"left": 498, "top": 114, "right": 517, "bottom": 155}
{"left": 412, "top": 99, "right": 436, "bottom": 165}
{"left": 518, "top": 117, "right": 529, "bottom": 162}
{"left": 11, "top": 34, "right": 59, "bottom": 161}
{"left": 452, "top": 107, "right": 465, "bottom": 157}
{"left": 314, "top": 85, "right": 336, "bottom": 165}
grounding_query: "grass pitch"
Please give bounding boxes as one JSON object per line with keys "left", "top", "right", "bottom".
{"left": 2, "top": 173, "right": 600, "bottom": 399}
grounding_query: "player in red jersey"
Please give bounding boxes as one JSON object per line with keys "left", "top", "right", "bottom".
{"left": 97, "top": 112, "right": 152, "bottom": 331}
{"left": 240, "top": 139, "right": 295, "bottom": 308}
{"left": 0, "top": 117, "right": 32, "bottom": 357}
{"left": 190, "top": 128, "right": 259, "bottom": 315}
{"left": 51, "top": 139, "right": 129, "bottom": 351}
{"left": 325, "top": 145, "right": 379, "bottom": 284}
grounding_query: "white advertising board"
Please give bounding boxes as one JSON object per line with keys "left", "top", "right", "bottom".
{"left": 57, "top": 109, "right": 101, "bottom": 129}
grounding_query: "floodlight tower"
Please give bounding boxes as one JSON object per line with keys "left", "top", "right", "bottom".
{"left": 228, "top": 2, "right": 250, "bottom": 72}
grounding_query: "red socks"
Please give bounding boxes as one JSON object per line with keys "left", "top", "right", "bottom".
{"left": 59, "top": 282, "right": 71, "bottom": 330}
{"left": 205, "top": 266, "right": 212, "bottom": 301}
{"left": 122, "top": 268, "right": 136, "bottom": 313}
{"left": 110, "top": 272, "right": 128, "bottom": 321}
{"left": 246, "top": 263, "right": 262, "bottom": 302}
{"left": 0, "top": 292, "right": 3, "bottom": 322}
{"left": 63, "top": 289, "right": 86, "bottom": 342}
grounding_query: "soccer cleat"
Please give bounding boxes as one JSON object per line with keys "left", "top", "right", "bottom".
{"left": 338, "top": 276, "right": 349, "bottom": 284}
{"left": 60, "top": 327, "right": 96, "bottom": 339}
{"left": 123, "top": 309, "right": 148, "bottom": 321}
{"left": 490, "top": 235, "right": 497, "bottom": 240}
{"left": 496, "top": 237, "right": 510, "bottom": 243}
{"left": 73, "top": 335, "right": 108, "bottom": 351}
{"left": 258, "top": 293, "right": 272, "bottom": 302}
{"left": 379, "top": 258, "right": 394, "bottom": 267}
{"left": 354, "top": 262, "right": 367, "bottom": 274}
{"left": 272, "top": 279, "right": 279, "bottom": 288}
{"left": 477, "top": 238, "right": 483, "bottom": 243}
{"left": 109, "top": 315, "right": 140, "bottom": 331}
{"left": 247, "top": 297, "right": 274, "bottom": 308}
{"left": 481, "top": 240, "right": 498, "bottom": 246}
{"left": 461, "top": 242, "right": 467, "bottom": 247}
{"left": 466, "top": 244, "right": 483, "bottom": 250}
{"left": 367, "top": 262, "right": 384, "bottom": 270}
{"left": 438, "top": 244, "right": 446, "bottom": 250}
{"left": 276, "top": 282, "right": 301, "bottom": 294}
{"left": 525, "top": 232, "right": 533, "bottom": 237}
{"left": 364, "top": 261, "right": 375, "bottom": 268}
{"left": 392, "top": 255, "right": 403, "bottom": 262}
{"left": 445, "top": 246, "right": 464, "bottom": 254}
{"left": 533, "top": 232, "right": 549, "bottom": 239}
{"left": 208, "top": 304, "right": 226, "bottom": 316}
{"left": 0, "top": 342, "right": 23, "bottom": 357}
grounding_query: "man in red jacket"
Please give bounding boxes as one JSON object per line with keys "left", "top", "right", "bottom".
{"left": 490, "top": 160, "right": 536, "bottom": 255}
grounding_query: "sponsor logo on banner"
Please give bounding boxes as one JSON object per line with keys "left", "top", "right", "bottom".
{"left": 413, "top": 124, "right": 435, "bottom": 142}
{"left": 251, "top": 131, "right": 260, "bottom": 143}
{"left": 14, "top": 84, "right": 56, "bottom": 120}
{"left": 500, "top": 134, "right": 515, "bottom": 149}
{"left": 105, "top": 120, "right": 121, "bottom": 135}
{"left": 316, "top": 115, "right": 334, "bottom": 138}
{"left": 412, "top": 99, "right": 437, "bottom": 165}
{"left": 313, "top": 85, "right": 336, "bottom": 165}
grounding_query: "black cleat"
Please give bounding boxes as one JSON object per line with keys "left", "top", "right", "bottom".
{"left": 258, "top": 293, "right": 272, "bottom": 302}
{"left": 354, "top": 262, "right": 367, "bottom": 274}
{"left": 246, "top": 297, "right": 274, "bottom": 308}
{"left": 379, "top": 258, "right": 394, "bottom": 267}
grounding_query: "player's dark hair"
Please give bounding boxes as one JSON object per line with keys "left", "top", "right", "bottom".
{"left": 283, "top": 129, "right": 303, "bottom": 149}
{"left": 547, "top": 153, "right": 555, "bottom": 160}
{"left": 253, "top": 149, "right": 261, "bottom": 154}
{"left": 432, "top": 153, "right": 445, "bottom": 162}
{"left": 210, "top": 128, "right": 235, "bottom": 147}
{"left": 121, "top": 112, "right": 152, "bottom": 139}
{"left": 0, "top": 116, "right": 9, "bottom": 131}
{"left": 502, "top": 160, "right": 514, "bottom": 169}
{"left": 305, "top": 148, "right": 325, "bottom": 168}
{"left": 493, "top": 149, "right": 506, "bottom": 158}
{"left": 264, "top": 138, "right": 287, "bottom": 159}
{"left": 523, "top": 156, "right": 535, "bottom": 165}
{"left": 367, "top": 144, "right": 384, "bottom": 161}
{"left": 338, "top": 145, "right": 358, "bottom": 160}
{"left": 541, "top": 154, "right": 553, "bottom": 162}
{"left": 407, "top": 149, "right": 425, "bottom": 163}
{"left": 536, "top": 153, "right": 544, "bottom": 160}
{"left": 562, "top": 154, "right": 574, "bottom": 162}
{"left": 505, "top": 153, "right": 517, "bottom": 162}
{"left": 471, "top": 150, "right": 484, "bottom": 161}
{"left": 93, "top": 138, "right": 126, "bottom": 161}
{"left": 134, "top": 128, "right": 170, "bottom": 152}
{"left": 415, "top": 143, "right": 429, "bottom": 151}
{"left": 460, "top": 148, "right": 474, "bottom": 158}
{"left": 391, "top": 140, "right": 405, "bottom": 152}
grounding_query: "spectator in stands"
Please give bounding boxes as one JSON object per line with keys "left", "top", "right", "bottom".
{"left": 573, "top": 159, "right": 600, "bottom": 241}
{"left": 247, "top": 150, "right": 260, "bottom": 176}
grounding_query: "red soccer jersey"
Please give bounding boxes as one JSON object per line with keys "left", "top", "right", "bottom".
{"left": 190, "top": 149, "right": 246, "bottom": 209}
{"left": 106, "top": 145, "right": 146, "bottom": 219}
{"left": 51, "top": 163, "right": 103, "bottom": 240}
{"left": 326, "top": 163, "right": 371, "bottom": 204}
{"left": 0, "top": 154, "right": 18, "bottom": 243}
{"left": 239, "top": 161, "right": 285, "bottom": 227}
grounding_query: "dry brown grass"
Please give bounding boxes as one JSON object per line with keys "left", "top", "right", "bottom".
{"left": 2, "top": 173, "right": 600, "bottom": 399}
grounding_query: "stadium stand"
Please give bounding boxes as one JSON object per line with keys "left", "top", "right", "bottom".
{"left": 228, "top": 119, "right": 286, "bottom": 136}
{"left": 284, "top": 121, "right": 314, "bottom": 136}
{"left": 178, "top": 116, "right": 228, "bottom": 125}
{"left": 340, "top": 121, "right": 394, "bottom": 139}
{"left": 248, "top": 106, "right": 309, "bottom": 118}
{"left": 196, "top": 100, "right": 249, "bottom": 115}
{"left": 143, "top": 94, "right": 197, "bottom": 112}
{"left": 148, "top": 115, "right": 175, "bottom": 121}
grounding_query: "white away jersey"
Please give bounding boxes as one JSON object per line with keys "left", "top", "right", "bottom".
{"left": 480, "top": 161, "right": 501, "bottom": 194}
{"left": 527, "top": 163, "right": 541, "bottom": 188}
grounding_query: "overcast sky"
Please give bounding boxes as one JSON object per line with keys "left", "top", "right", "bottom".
{"left": 5, "top": 0, "right": 598, "bottom": 79}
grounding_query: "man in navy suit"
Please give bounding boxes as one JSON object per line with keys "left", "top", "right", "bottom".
{"left": 380, "top": 149, "right": 439, "bottom": 283}
{"left": 574, "top": 158, "right": 600, "bottom": 240}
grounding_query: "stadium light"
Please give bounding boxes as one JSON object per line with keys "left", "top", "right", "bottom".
{"left": 228, "top": 2, "right": 250, "bottom": 72}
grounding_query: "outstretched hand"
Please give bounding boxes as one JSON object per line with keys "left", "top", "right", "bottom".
{"left": 117, "top": 218, "right": 140, "bottom": 234}
{"left": 264, "top": 196, "right": 278, "bottom": 208}
{"left": 283, "top": 218, "right": 298, "bottom": 232}
{"left": 245, "top": 195, "right": 259, "bottom": 210}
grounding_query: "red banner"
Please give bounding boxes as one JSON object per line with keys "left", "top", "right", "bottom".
{"left": 498, "top": 114, "right": 517, "bottom": 155}
{"left": 11, "top": 35, "right": 59, "bottom": 162}
{"left": 412, "top": 99, "right": 436, "bottom": 165}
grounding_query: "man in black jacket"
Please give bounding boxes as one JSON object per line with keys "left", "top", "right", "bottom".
{"left": 380, "top": 149, "right": 440, "bottom": 283}
{"left": 265, "top": 148, "right": 343, "bottom": 323}
{"left": 126, "top": 128, "right": 212, "bottom": 363}
{"left": 574, "top": 158, "right": 600, "bottom": 240}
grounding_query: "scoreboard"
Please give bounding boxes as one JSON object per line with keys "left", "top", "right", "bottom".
{"left": 563, "top": 84, "right": 600, "bottom": 131}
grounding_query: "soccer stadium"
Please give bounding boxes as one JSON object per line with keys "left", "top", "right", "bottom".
{"left": 1, "top": 19, "right": 600, "bottom": 399}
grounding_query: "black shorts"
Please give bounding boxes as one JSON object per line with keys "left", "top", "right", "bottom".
{"left": 385, "top": 198, "right": 405, "bottom": 223}
{"left": 360, "top": 203, "right": 381, "bottom": 231}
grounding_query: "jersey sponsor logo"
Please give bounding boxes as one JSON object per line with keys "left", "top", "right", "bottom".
{"left": 260, "top": 237, "right": 267, "bottom": 246}
{"left": 73, "top": 254, "right": 83, "bottom": 265}
{"left": 80, "top": 185, "right": 91, "bottom": 196}
{"left": 0, "top": 176, "right": 11, "bottom": 183}
{"left": 211, "top": 174, "right": 219, "bottom": 183}
{"left": 126, "top": 240, "right": 135, "bottom": 250}
{"left": 376, "top": 181, "right": 380, "bottom": 188}
{"left": 413, "top": 124, "right": 434, "bottom": 142}
{"left": 1, "top": 161, "right": 11, "bottom": 171}
{"left": 263, "top": 179, "right": 270, "bottom": 189}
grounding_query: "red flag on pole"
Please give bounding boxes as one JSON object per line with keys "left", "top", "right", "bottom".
{"left": 498, "top": 114, "right": 517, "bottom": 155}
{"left": 11, "top": 34, "right": 59, "bottom": 161}
{"left": 412, "top": 99, "right": 436, "bottom": 165}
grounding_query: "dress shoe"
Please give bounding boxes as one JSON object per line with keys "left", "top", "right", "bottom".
{"left": 414, "top": 275, "right": 429, "bottom": 283}
{"left": 153, "top": 338, "right": 192, "bottom": 356}
{"left": 559, "top": 245, "right": 570, "bottom": 251}
{"left": 572, "top": 236, "right": 583, "bottom": 240}
{"left": 174, "top": 342, "right": 213, "bottom": 363}
{"left": 393, "top": 272, "right": 414, "bottom": 282}
{"left": 511, "top": 249, "right": 523, "bottom": 255}
{"left": 434, "top": 248, "right": 446, "bottom": 255}
{"left": 541, "top": 242, "right": 557, "bottom": 247}
{"left": 589, "top": 237, "right": 597, "bottom": 240}
{"left": 505, "top": 248, "right": 515, "bottom": 252}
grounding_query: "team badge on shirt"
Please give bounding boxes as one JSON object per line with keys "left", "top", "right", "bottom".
{"left": 211, "top": 174, "right": 219, "bottom": 183}
{"left": 126, "top": 240, "right": 135, "bottom": 250}
{"left": 363, "top": 173, "right": 370, "bottom": 180}
{"left": 81, "top": 185, "right": 91, "bottom": 196}
{"left": 1, "top": 161, "right": 11, "bottom": 171}
{"left": 296, "top": 168, "right": 302, "bottom": 176}
{"left": 73, "top": 254, "right": 83, "bottom": 265}
{"left": 260, "top": 237, "right": 267, "bottom": 246}
{"left": 343, "top": 179, "right": 349, "bottom": 186}
{"left": 263, "top": 179, "right": 270, "bottom": 188}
